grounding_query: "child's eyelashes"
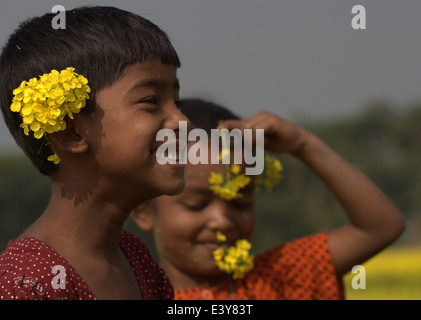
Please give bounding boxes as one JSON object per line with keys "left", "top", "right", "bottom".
{"left": 180, "top": 201, "right": 208, "bottom": 212}
{"left": 137, "top": 96, "right": 158, "bottom": 105}
{"left": 136, "top": 96, "right": 183, "bottom": 110}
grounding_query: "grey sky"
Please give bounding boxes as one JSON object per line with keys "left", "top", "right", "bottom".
{"left": 1, "top": 0, "right": 421, "bottom": 152}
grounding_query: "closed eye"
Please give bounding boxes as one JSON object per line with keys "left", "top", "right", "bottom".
{"left": 180, "top": 201, "right": 208, "bottom": 211}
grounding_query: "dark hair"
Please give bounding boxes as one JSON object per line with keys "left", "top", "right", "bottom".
{"left": 179, "top": 99, "right": 239, "bottom": 134}
{"left": 0, "top": 6, "right": 180, "bottom": 175}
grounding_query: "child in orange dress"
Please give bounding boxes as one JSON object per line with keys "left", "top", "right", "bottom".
{"left": 131, "top": 99, "right": 405, "bottom": 299}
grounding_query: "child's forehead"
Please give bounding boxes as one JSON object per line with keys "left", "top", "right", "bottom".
{"left": 103, "top": 59, "right": 179, "bottom": 93}
{"left": 184, "top": 161, "right": 250, "bottom": 180}
{"left": 183, "top": 162, "right": 256, "bottom": 193}
{"left": 185, "top": 161, "right": 224, "bottom": 177}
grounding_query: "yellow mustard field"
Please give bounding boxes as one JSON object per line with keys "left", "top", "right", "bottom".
{"left": 343, "top": 246, "right": 421, "bottom": 300}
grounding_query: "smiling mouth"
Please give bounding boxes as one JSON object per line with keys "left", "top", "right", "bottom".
{"left": 203, "top": 243, "right": 219, "bottom": 251}
{"left": 201, "top": 242, "right": 231, "bottom": 251}
{"left": 153, "top": 139, "right": 187, "bottom": 164}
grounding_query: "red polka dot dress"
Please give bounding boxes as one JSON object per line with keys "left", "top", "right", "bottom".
{"left": 0, "top": 230, "right": 174, "bottom": 300}
{"left": 175, "top": 232, "right": 344, "bottom": 300}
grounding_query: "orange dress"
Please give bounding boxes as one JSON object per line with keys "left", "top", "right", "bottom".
{"left": 175, "top": 232, "right": 344, "bottom": 300}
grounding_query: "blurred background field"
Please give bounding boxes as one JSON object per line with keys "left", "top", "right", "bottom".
{"left": 343, "top": 246, "right": 421, "bottom": 300}
{"left": 1, "top": 102, "right": 421, "bottom": 300}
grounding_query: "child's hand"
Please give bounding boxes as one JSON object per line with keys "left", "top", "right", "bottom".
{"left": 218, "top": 110, "right": 312, "bottom": 156}
{"left": 220, "top": 110, "right": 404, "bottom": 277}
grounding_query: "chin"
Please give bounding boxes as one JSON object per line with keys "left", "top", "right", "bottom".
{"left": 153, "top": 175, "right": 185, "bottom": 196}
{"left": 164, "top": 180, "right": 186, "bottom": 195}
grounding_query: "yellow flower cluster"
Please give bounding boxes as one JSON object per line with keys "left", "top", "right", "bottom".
{"left": 10, "top": 67, "right": 91, "bottom": 164}
{"left": 255, "top": 154, "right": 283, "bottom": 192}
{"left": 208, "top": 130, "right": 283, "bottom": 200}
{"left": 213, "top": 231, "right": 254, "bottom": 280}
{"left": 208, "top": 131, "right": 251, "bottom": 200}
{"left": 208, "top": 154, "right": 283, "bottom": 200}
{"left": 209, "top": 164, "right": 251, "bottom": 201}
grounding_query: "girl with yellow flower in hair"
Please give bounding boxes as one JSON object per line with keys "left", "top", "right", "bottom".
{"left": 131, "top": 98, "right": 404, "bottom": 300}
{"left": 0, "top": 6, "right": 187, "bottom": 300}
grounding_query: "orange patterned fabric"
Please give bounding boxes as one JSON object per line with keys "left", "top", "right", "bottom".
{"left": 175, "top": 232, "right": 344, "bottom": 300}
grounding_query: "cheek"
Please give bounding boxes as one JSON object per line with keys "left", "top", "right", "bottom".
{"left": 95, "top": 118, "right": 157, "bottom": 168}
{"left": 153, "top": 213, "right": 196, "bottom": 251}
{"left": 237, "top": 209, "right": 256, "bottom": 238}
{"left": 153, "top": 226, "right": 178, "bottom": 257}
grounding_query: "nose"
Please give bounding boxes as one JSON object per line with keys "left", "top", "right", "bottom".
{"left": 207, "top": 201, "right": 234, "bottom": 234}
{"left": 164, "top": 100, "right": 191, "bottom": 133}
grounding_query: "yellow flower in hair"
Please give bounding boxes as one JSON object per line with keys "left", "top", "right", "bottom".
{"left": 10, "top": 67, "right": 91, "bottom": 164}
{"left": 219, "top": 148, "right": 230, "bottom": 162}
{"left": 209, "top": 172, "right": 224, "bottom": 185}
{"left": 209, "top": 173, "right": 251, "bottom": 201}
{"left": 213, "top": 231, "right": 254, "bottom": 279}
{"left": 208, "top": 132, "right": 251, "bottom": 200}
{"left": 47, "top": 154, "right": 61, "bottom": 165}
{"left": 230, "top": 164, "right": 241, "bottom": 175}
{"left": 228, "top": 174, "right": 250, "bottom": 190}
{"left": 257, "top": 154, "right": 283, "bottom": 192}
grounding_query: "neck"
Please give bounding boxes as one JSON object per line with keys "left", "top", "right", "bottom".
{"left": 20, "top": 178, "right": 136, "bottom": 260}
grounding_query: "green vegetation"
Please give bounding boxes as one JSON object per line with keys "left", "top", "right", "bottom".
{"left": 0, "top": 154, "right": 50, "bottom": 248}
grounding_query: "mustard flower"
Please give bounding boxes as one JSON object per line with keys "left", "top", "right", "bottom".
{"left": 10, "top": 67, "right": 91, "bottom": 164}
{"left": 213, "top": 231, "right": 254, "bottom": 280}
{"left": 216, "top": 230, "right": 227, "bottom": 243}
{"left": 209, "top": 174, "right": 251, "bottom": 201}
{"left": 208, "top": 132, "right": 252, "bottom": 200}
{"left": 209, "top": 153, "right": 282, "bottom": 200}
{"left": 209, "top": 172, "right": 224, "bottom": 185}
{"left": 255, "top": 154, "right": 283, "bottom": 192}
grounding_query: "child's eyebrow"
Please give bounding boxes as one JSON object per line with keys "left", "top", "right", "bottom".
{"left": 128, "top": 78, "right": 180, "bottom": 94}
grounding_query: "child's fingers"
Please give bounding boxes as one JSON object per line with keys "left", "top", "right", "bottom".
{"left": 217, "top": 118, "right": 244, "bottom": 131}
{"left": 218, "top": 111, "right": 310, "bottom": 155}
{"left": 218, "top": 111, "right": 276, "bottom": 131}
{"left": 217, "top": 112, "right": 281, "bottom": 149}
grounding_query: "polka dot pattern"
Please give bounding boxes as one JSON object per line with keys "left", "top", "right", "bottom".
{"left": 0, "top": 230, "right": 174, "bottom": 300}
{"left": 175, "top": 232, "right": 344, "bottom": 300}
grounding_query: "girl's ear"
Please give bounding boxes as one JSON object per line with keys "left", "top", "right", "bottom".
{"left": 48, "top": 118, "right": 89, "bottom": 154}
{"left": 130, "top": 201, "right": 154, "bottom": 232}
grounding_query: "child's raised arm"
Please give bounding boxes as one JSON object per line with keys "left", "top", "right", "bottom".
{"left": 219, "top": 111, "right": 405, "bottom": 277}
